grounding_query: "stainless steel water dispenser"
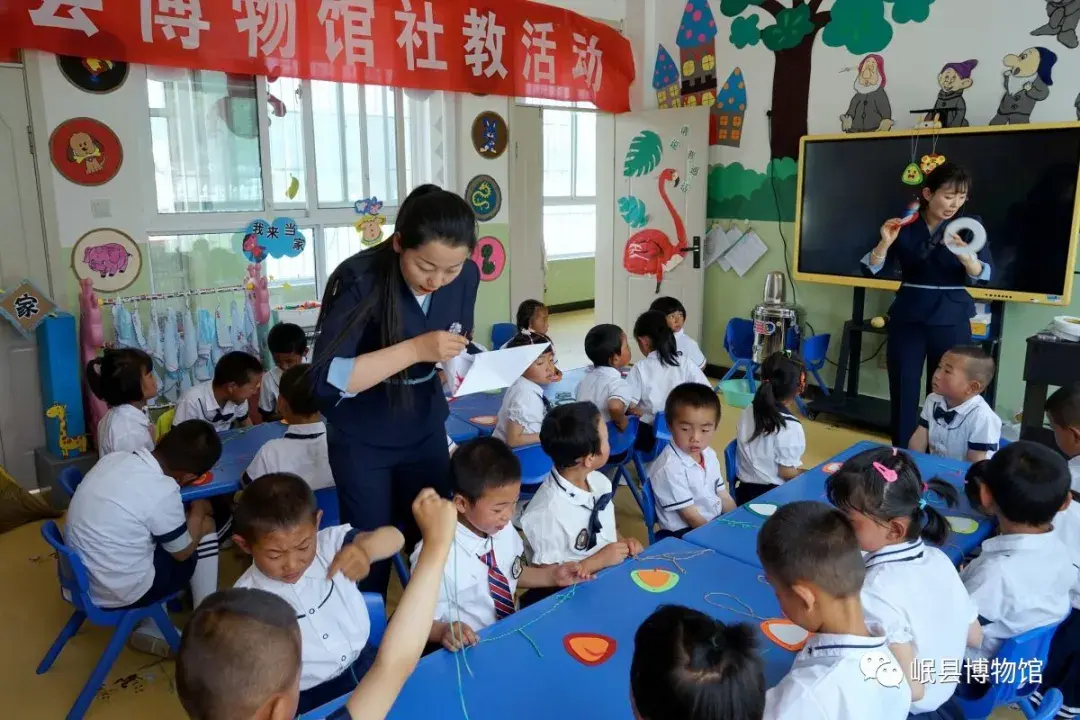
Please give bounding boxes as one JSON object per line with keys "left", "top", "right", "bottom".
{"left": 752, "top": 271, "right": 800, "bottom": 363}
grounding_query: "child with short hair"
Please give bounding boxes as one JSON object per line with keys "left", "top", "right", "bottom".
{"left": 260, "top": 322, "right": 308, "bottom": 421}
{"left": 577, "top": 323, "right": 636, "bottom": 432}
{"left": 492, "top": 332, "right": 558, "bottom": 447}
{"left": 826, "top": 447, "right": 979, "bottom": 717}
{"left": 759, "top": 501, "right": 912, "bottom": 719}
{"left": 631, "top": 605, "right": 766, "bottom": 720}
{"left": 65, "top": 419, "right": 223, "bottom": 655}
{"left": 177, "top": 488, "right": 458, "bottom": 720}
{"left": 231, "top": 473, "right": 406, "bottom": 714}
{"left": 1047, "top": 382, "right": 1080, "bottom": 492}
{"left": 175, "top": 351, "right": 264, "bottom": 432}
{"left": 86, "top": 348, "right": 158, "bottom": 455}
{"left": 909, "top": 345, "right": 1001, "bottom": 462}
{"left": 735, "top": 352, "right": 807, "bottom": 504}
{"left": 243, "top": 364, "right": 333, "bottom": 491}
{"left": 412, "top": 437, "right": 583, "bottom": 652}
{"left": 650, "top": 296, "right": 706, "bottom": 369}
{"left": 650, "top": 383, "right": 734, "bottom": 539}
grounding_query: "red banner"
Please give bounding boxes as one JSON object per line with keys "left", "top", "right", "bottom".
{"left": 1, "top": 0, "right": 635, "bottom": 112}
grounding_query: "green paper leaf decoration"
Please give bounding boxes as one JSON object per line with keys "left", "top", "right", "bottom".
{"left": 623, "top": 130, "right": 663, "bottom": 177}
{"left": 618, "top": 196, "right": 650, "bottom": 228}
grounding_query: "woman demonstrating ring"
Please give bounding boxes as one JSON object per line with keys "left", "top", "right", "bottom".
{"left": 311, "top": 185, "right": 479, "bottom": 595}
{"left": 861, "top": 163, "right": 993, "bottom": 448}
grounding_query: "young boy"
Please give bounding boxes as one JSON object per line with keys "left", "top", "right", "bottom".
{"left": 962, "top": 441, "right": 1074, "bottom": 661}
{"left": 260, "top": 323, "right": 308, "bottom": 421}
{"left": 177, "top": 488, "right": 458, "bottom": 720}
{"left": 576, "top": 323, "right": 637, "bottom": 432}
{"left": 175, "top": 351, "right": 264, "bottom": 432}
{"left": 758, "top": 501, "right": 912, "bottom": 720}
{"left": 908, "top": 345, "right": 1001, "bottom": 462}
{"left": 520, "top": 402, "right": 643, "bottom": 599}
{"left": 231, "top": 473, "right": 406, "bottom": 714}
{"left": 411, "top": 437, "right": 584, "bottom": 652}
{"left": 1047, "top": 383, "right": 1080, "bottom": 493}
{"left": 65, "top": 420, "right": 223, "bottom": 655}
{"left": 650, "top": 383, "right": 734, "bottom": 539}
{"left": 243, "top": 364, "right": 333, "bottom": 492}
{"left": 650, "top": 296, "right": 706, "bottom": 369}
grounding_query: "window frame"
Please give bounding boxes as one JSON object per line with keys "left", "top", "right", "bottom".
{"left": 540, "top": 106, "right": 598, "bottom": 261}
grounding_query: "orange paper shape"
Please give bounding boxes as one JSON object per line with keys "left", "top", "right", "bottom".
{"left": 470, "top": 415, "right": 497, "bottom": 426}
{"left": 631, "top": 568, "right": 679, "bottom": 592}
{"left": 760, "top": 619, "right": 810, "bottom": 652}
{"left": 192, "top": 471, "right": 214, "bottom": 486}
{"left": 564, "top": 633, "right": 617, "bottom": 666}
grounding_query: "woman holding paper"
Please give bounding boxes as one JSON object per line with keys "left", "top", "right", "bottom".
{"left": 311, "top": 184, "right": 479, "bottom": 595}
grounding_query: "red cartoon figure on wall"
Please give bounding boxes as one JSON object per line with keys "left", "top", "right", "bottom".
{"left": 622, "top": 168, "right": 688, "bottom": 293}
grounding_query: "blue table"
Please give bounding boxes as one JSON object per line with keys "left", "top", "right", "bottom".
{"left": 683, "top": 440, "right": 996, "bottom": 568}
{"left": 448, "top": 367, "right": 588, "bottom": 433}
{"left": 388, "top": 538, "right": 798, "bottom": 720}
{"left": 181, "top": 421, "right": 288, "bottom": 501}
{"left": 445, "top": 415, "right": 480, "bottom": 445}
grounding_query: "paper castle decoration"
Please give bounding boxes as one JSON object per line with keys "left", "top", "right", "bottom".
{"left": 715, "top": 68, "right": 747, "bottom": 147}
{"left": 676, "top": 0, "right": 719, "bottom": 108}
{"left": 653, "top": 44, "right": 681, "bottom": 109}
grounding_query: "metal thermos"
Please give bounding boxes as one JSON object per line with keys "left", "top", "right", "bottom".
{"left": 752, "top": 272, "right": 800, "bottom": 363}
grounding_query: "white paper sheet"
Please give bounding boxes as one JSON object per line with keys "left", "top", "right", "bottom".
{"left": 726, "top": 230, "right": 768, "bottom": 277}
{"left": 453, "top": 343, "right": 549, "bottom": 397}
{"left": 704, "top": 225, "right": 733, "bottom": 269}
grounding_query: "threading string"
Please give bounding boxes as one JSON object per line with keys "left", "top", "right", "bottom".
{"left": 713, "top": 517, "right": 762, "bottom": 530}
{"left": 633, "top": 548, "right": 712, "bottom": 574}
{"left": 704, "top": 592, "right": 766, "bottom": 620}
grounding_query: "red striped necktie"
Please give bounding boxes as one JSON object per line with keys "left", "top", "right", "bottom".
{"left": 478, "top": 548, "right": 515, "bottom": 619}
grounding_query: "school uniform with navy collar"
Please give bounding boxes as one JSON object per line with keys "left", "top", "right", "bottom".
{"left": 862, "top": 213, "right": 992, "bottom": 448}
{"left": 861, "top": 540, "right": 978, "bottom": 716}
{"left": 675, "top": 329, "right": 706, "bottom": 369}
{"left": 1032, "top": 503, "right": 1080, "bottom": 719}
{"left": 763, "top": 633, "right": 912, "bottom": 720}
{"left": 234, "top": 524, "right": 374, "bottom": 712}
{"left": 626, "top": 350, "right": 710, "bottom": 425}
{"left": 650, "top": 443, "right": 727, "bottom": 538}
{"left": 243, "top": 421, "right": 334, "bottom": 491}
{"left": 173, "top": 380, "right": 249, "bottom": 432}
{"left": 919, "top": 392, "right": 1001, "bottom": 461}
{"left": 97, "top": 403, "right": 154, "bottom": 456}
{"left": 735, "top": 404, "right": 806, "bottom": 503}
{"left": 258, "top": 366, "right": 283, "bottom": 417}
{"left": 520, "top": 470, "right": 617, "bottom": 565}
{"left": 1069, "top": 456, "right": 1080, "bottom": 494}
{"left": 575, "top": 365, "right": 636, "bottom": 424}
{"left": 492, "top": 375, "right": 549, "bottom": 443}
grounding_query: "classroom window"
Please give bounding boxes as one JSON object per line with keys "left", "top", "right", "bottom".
{"left": 542, "top": 109, "right": 597, "bottom": 260}
{"left": 322, "top": 224, "right": 396, "bottom": 278}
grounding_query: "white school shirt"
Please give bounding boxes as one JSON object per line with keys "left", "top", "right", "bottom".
{"left": 650, "top": 444, "right": 727, "bottom": 532}
{"left": 962, "top": 532, "right": 1074, "bottom": 660}
{"left": 520, "top": 470, "right": 617, "bottom": 565}
{"left": 675, "top": 329, "right": 706, "bottom": 369}
{"left": 173, "top": 380, "right": 249, "bottom": 432}
{"left": 861, "top": 540, "right": 978, "bottom": 713}
{"left": 65, "top": 449, "right": 192, "bottom": 608}
{"left": 244, "top": 422, "right": 334, "bottom": 491}
{"left": 1069, "top": 456, "right": 1080, "bottom": 494}
{"left": 625, "top": 351, "right": 710, "bottom": 424}
{"left": 736, "top": 405, "right": 806, "bottom": 487}
{"left": 411, "top": 521, "right": 525, "bottom": 632}
{"left": 234, "top": 525, "right": 371, "bottom": 691}
{"left": 96, "top": 404, "right": 154, "bottom": 456}
{"left": 763, "top": 633, "right": 912, "bottom": 720}
{"left": 919, "top": 393, "right": 1001, "bottom": 461}
{"left": 1053, "top": 502, "right": 1080, "bottom": 609}
{"left": 258, "top": 366, "right": 283, "bottom": 415}
{"left": 575, "top": 365, "right": 636, "bottom": 423}
{"left": 492, "top": 376, "right": 548, "bottom": 442}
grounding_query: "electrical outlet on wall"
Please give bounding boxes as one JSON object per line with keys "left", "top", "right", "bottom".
{"left": 90, "top": 200, "right": 111, "bottom": 218}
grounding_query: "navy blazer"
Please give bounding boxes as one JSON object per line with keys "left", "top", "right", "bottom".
{"left": 863, "top": 214, "right": 992, "bottom": 327}
{"left": 311, "top": 252, "right": 480, "bottom": 446}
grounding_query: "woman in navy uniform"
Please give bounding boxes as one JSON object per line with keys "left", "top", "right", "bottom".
{"left": 862, "top": 163, "right": 992, "bottom": 448}
{"left": 311, "top": 185, "right": 479, "bottom": 594}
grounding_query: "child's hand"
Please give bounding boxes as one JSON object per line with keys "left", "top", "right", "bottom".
{"left": 624, "top": 538, "right": 644, "bottom": 557}
{"left": 598, "top": 541, "right": 630, "bottom": 567}
{"left": 553, "top": 562, "right": 585, "bottom": 587}
{"left": 326, "top": 544, "right": 372, "bottom": 581}
{"left": 441, "top": 621, "right": 478, "bottom": 652}
{"left": 413, "top": 488, "right": 456, "bottom": 549}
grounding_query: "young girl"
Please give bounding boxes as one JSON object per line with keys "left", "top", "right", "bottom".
{"left": 630, "top": 605, "right": 766, "bottom": 720}
{"left": 500, "top": 299, "right": 549, "bottom": 348}
{"left": 735, "top": 352, "right": 807, "bottom": 505}
{"left": 650, "top": 296, "right": 706, "bottom": 369}
{"left": 626, "top": 310, "right": 709, "bottom": 452}
{"left": 826, "top": 447, "right": 981, "bottom": 719}
{"left": 577, "top": 323, "right": 635, "bottom": 432}
{"left": 86, "top": 348, "right": 158, "bottom": 456}
{"left": 492, "top": 332, "right": 558, "bottom": 447}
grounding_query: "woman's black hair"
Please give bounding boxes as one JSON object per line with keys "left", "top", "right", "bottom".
{"left": 919, "top": 161, "right": 971, "bottom": 214}
{"left": 749, "top": 352, "right": 804, "bottom": 442}
{"left": 584, "top": 324, "right": 625, "bottom": 367}
{"left": 634, "top": 310, "right": 679, "bottom": 367}
{"left": 312, "top": 184, "right": 477, "bottom": 404}
{"left": 631, "top": 605, "right": 766, "bottom": 720}
{"left": 85, "top": 348, "right": 154, "bottom": 407}
{"left": 515, "top": 299, "right": 546, "bottom": 332}
{"left": 825, "top": 446, "right": 958, "bottom": 546}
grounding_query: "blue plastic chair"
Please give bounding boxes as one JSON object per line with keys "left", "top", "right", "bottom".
{"left": 514, "top": 443, "right": 553, "bottom": 501}
{"left": 720, "top": 318, "right": 757, "bottom": 392}
{"left": 640, "top": 478, "right": 658, "bottom": 545}
{"left": 724, "top": 439, "right": 738, "bottom": 485}
{"left": 955, "top": 623, "right": 1065, "bottom": 720}
{"left": 603, "top": 418, "right": 646, "bottom": 517}
{"left": 58, "top": 466, "right": 82, "bottom": 499}
{"left": 491, "top": 322, "right": 516, "bottom": 349}
{"left": 37, "top": 520, "right": 182, "bottom": 720}
{"left": 800, "top": 333, "right": 831, "bottom": 396}
{"left": 314, "top": 488, "right": 340, "bottom": 528}
{"left": 631, "top": 414, "right": 671, "bottom": 495}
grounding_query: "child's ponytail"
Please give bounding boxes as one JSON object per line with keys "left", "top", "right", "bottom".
{"left": 84, "top": 349, "right": 154, "bottom": 408}
{"left": 634, "top": 311, "right": 679, "bottom": 367}
{"left": 917, "top": 479, "right": 959, "bottom": 546}
{"left": 750, "top": 352, "right": 804, "bottom": 441}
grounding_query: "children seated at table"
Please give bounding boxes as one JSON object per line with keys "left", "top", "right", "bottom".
{"left": 520, "top": 402, "right": 643, "bottom": 605}
{"left": 577, "top": 323, "right": 635, "bottom": 431}
{"left": 626, "top": 310, "right": 710, "bottom": 453}
{"left": 242, "top": 364, "right": 333, "bottom": 492}
{"left": 651, "top": 296, "right": 706, "bottom": 369}
{"left": 500, "top": 299, "right": 549, "bottom": 348}
{"left": 411, "top": 437, "right": 583, "bottom": 653}
{"left": 1046, "top": 383, "right": 1080, "bottom": 492}
{"left": 87, "top": 348, "right": 158, "bottom": 455}
{"left": 65, "top": 420, "right": 222, "bottom": 656}
{"left": 826, "top": 447, "right": 979, "bottom": 718}
{"left": 177, "top": 488, "right": 458, "bottom": 720}
{"left": 630, "top": 605, "right": 766, "bottom": 720}
{"left": 175, "top": 351, "right": 264, "bottom": 432}
{"left": 259, "top": 322, "right": 308, "bottom": 421}
{"left": 1034, "top": 494, "right": 1080, "bottom": 719}
{"left": 231, "top": 473, "right": 406, "bottom": 714}
{"left": 758, "top": 501, "right": 912, "bottom": 720}
{"left": 908, "top": 345, "right": 1001, "bottom": 462}
{"left": 650, "top": 383, "right": 735, "bottom": 539}
{"left": 735, "top": 352, "right": 807, "bottom": 505}
{"left": 492, "top": 332, "right": 558, "bottom": 447}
